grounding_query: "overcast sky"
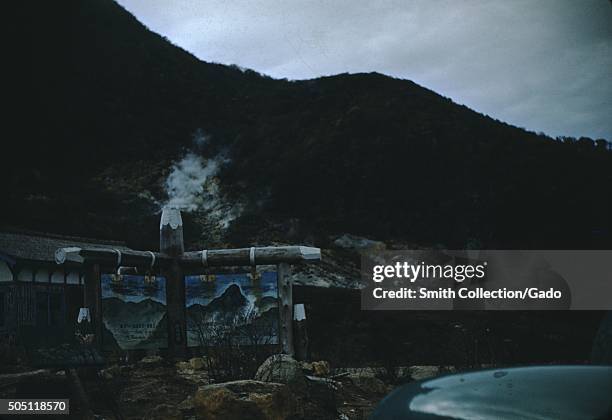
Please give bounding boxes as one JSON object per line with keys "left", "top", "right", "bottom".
{"left": 117, "top": 0, "right": 611, "bottom": 140}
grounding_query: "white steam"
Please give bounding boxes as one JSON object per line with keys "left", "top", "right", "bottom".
{"left": 163, "top": 134, "right": 241, "bottom": 231}
{"left": 164, "top": 153, "right": 221, "bottom": 212}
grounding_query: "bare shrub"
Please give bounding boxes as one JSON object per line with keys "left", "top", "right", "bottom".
{"left": 189, "top": 307, "right": 277, "bottom": 382}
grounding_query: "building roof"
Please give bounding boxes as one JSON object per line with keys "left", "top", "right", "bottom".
{"left": 0, "top": 230, "right": 131, "bottom": 264}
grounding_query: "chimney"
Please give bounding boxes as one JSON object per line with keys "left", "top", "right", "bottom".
{"left": 160, "top": 207, "right": 184, "bottom": 257}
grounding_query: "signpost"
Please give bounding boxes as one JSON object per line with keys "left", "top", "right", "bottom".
{"left": 55, "top": 207, "right": 321, "bottom": 358}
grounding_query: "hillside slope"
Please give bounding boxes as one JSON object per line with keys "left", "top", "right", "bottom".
{"left": 6, "top": 0, "right": 611, "bottom": 251}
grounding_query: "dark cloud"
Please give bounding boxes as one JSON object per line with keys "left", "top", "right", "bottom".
{"left": 117, "top": 0, "right": 611, "bottom": 139}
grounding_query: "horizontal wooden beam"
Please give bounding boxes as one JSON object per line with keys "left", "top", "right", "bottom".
{"left": 0, "top": 369, "right": 52, "bottom": 390}
{"left": 55, "top": 245, "right": 321, "bottom": 269}
{"left": 55, "top": 247, "right": 172, "bottom": 268}
{"left": 182, "top": 246, "right": 321, "bottom": 269}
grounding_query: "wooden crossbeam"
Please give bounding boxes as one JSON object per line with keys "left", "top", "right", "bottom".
{"left": 182, "top": 246, "right": 321, "bottom": 268}
{"left": 55, "top": 245, "right": 321, "bottom": 268}
{"left": 55, "top": 247, "right": 173, "bottom": 267}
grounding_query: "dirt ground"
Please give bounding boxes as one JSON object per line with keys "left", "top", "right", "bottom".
{"left": 1, "top": 359, "right": 394, "bottom": 420}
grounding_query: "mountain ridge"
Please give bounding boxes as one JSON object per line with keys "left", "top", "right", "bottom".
{"left": 5, "top": 0, "right": 611, "bottom": 251}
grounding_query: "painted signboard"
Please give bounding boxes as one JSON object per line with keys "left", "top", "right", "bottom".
{"left": 185, "top": 272, "right": 279, "bottom": 347}
{"left": 101, "top": 274, "right": 167, "bottom": 350}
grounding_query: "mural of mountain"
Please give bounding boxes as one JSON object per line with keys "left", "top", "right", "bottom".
{"left": 102, "top": 297, "right": 168, "bottom": 350}
{"left": 6, "top": 0, "right": 611, "bottom": 252}
{"left": 186, "top": 277, "right": 279, "bottom": 347}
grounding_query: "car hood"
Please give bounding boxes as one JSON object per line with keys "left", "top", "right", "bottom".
{"left": 372, "top": 365, "right": 612, "bottom": 420}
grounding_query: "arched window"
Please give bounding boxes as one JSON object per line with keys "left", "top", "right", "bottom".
{"left": 35, "top": 269, "right": 50, "bottom": 283}
{"left": 51, "top": 271, "right": 65, "bottom": 284}
{"left": 0, "top": 261, "right": 13, "bottom": 282}
{"left": 67, "top": 271, "right": 80, "bottom": 285}
{"left": 17, "top": 268, "right": 33, "bottom": 282}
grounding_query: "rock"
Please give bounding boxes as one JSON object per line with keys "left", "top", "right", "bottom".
{"left": 138, "top": 355, "right": 163, "bottom": 366}
{"left": 175, "top": 361, "right": 191, "bottom": 372}
{"left": 300, "top": 379, "right": 338, "bottom": 419}
{"left": 299, "top": 361, "right": 313, "bottom": 374}
{"left": 100, "top": 364, "right": 121, "bottom": 380}
{"left": 178, "top": 369, "right": 211, "bottom": 385}
{"left": 348, "top": 374, "right": 388, "bottom": 395}
{"left": 408, "top": 365, "right": 445, "bottom": 381}
{"left": 175, "top": 359, "right": 210, "bottom": 385}
{"left": 189, "top": 357, "right": 206, "bottom": 370}
{"left": 194, "top": 380, "right": 298, "bottom": 420}
{"left": 255, "top": 354, "right": 305, "bottom": 385}
{"left": 144, "top": 403, "right": 182, "bottom": 420}
{"left": 119, "top": 365, "right": 132, "bottom": 375}
{"left": 177, "top": 395, "right": 195, "bottom": 412}
{"left": 311, "top": 361, "right": 330, "bottom": 377}
{"left": 333, "top": 234, "right": 385, "bottom": 251}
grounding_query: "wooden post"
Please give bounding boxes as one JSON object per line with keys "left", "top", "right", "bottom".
{"left": 160, "top": 207, "right": 184, "bottom": 256}
{"left": 293, "top": 304, "right": 309, "bottom": 361}
{"left": 160, "top": 207, "right": 186, "bottom": 358}
{"left": 83, "top": 263, "right": 101, "bottom": 348}
{"left": 277, "top": 262, "right": 294, "bottom": 356}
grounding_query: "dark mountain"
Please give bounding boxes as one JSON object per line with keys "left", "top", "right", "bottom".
{"left": 257, "top": 296, "right": 279, "bottom": 313}
{"left": 186, "top": 285, "right": 249, "bottom": 326}
{"left": 6, "top": 0, "right": 611, "bottom": 250}
{"left": 102, "top": 296, "right": 166, "bottom": 323}
{"left": 205, "top": 284, "right": 248, "bottom": 314}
